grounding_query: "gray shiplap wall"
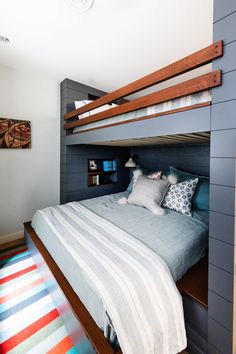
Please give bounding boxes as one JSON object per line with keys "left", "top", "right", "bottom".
{"left": 131, "top": 144, "right": 210, "bottom": 176}
{"left": 61, "top": 144, "right": 130, "bottom": 203}
{"left": 208, "top": 3, "right": 236, "bottom": 353}
{"left": 60, "top": 79, "right": 130, "bottom": 204}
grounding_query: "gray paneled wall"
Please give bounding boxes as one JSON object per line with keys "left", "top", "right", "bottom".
{"left": 131, "top": 144, "right": 210, "bottom": 177}
{"left": 61, "top": 144, "right": 130, "bottom": 204}
{"left": 208, "top": 3, "right": 236, "bottom": 353}
{"left": 60, "top": 79, "right": 130, "bottom": 204}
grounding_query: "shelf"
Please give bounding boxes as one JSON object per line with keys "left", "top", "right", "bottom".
{"left": 88, "top": 171, "right": 117, "bottom": 175}
{"left": 88, "top": 158, "right": 118, "bottom": 187}
{"left": 88, "top": 181, "right": 117, "bottom": 187}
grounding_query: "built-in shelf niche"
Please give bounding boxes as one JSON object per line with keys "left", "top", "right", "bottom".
{"left": 88, "top": 159, "right": 118, "bottom": 187}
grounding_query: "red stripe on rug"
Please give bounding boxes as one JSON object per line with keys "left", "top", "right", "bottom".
{"left": 0, "top": 265, "right": 37, "bottom": 285}
{"left": 47, "top": 335, "right": 73, "bottom": 354}
{"left": 0, "top": 308, "right": 59, "bottom": 353}
{"left": 0, "top": 278, "right": 43, "bottom": 304}
{"left": 0, "top": 248, "right": 28, "bottom": 261}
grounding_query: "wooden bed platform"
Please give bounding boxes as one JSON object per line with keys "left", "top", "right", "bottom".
{"left": 24, "top": 221, "right": 208, "bottom": 353}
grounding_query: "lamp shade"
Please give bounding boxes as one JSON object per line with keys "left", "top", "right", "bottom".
{"left": 125, "top": 157, "right": 137, "bottom": 168}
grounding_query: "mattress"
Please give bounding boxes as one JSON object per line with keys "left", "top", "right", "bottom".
{"left": 73, "top": 90, "right": 211, "bottom": 133}
{"left": 32, "top": 191, "right": 208, "bottom": 343}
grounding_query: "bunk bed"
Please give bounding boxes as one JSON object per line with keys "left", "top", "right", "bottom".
{"left": 25, "top": 40, "right": 223, "bottom": 354}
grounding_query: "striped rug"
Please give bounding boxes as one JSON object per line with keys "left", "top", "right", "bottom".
{"left": 0, "top": 244, "right": 80, "bottom": 354}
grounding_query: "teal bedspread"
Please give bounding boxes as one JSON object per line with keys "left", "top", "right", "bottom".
{"left": 81, "top": 192, "right": 208, "bottom": 282}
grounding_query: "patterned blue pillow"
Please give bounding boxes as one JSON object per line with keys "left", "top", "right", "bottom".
{"left": 162, "top": 178, "right": 199, "bottom": 216}
{"left": 169, "top": 167, "right": 209, "bottom": 210}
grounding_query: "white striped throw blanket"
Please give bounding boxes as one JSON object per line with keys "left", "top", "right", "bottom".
{"left": 37, "top": 202, "right": 187, "bottom": 354}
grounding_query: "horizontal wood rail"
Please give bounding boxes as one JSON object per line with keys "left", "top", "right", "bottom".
{"left": 65, "top": 70, "right": 221, "bottom": 130}
{"left": 64, "top": 40, "right": 223, "bottom": 120}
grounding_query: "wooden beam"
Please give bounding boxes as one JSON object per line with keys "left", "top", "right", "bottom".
{"left": 65, "top": 71, "right": 221, "bottom": 130}
{"left": 64, "top": 40, "right": 223, "bottom": 120}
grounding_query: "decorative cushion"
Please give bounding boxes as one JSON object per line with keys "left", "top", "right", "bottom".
{"left": 163, "top": 178, "right": 199, "bottom": 216}
{"left": 169, "top": 167, "right": 209, "bottom": 211}
{"left": 127, "top": 169, "right": 161, "bottom": 192}
{"left": 127, "top": 175, "right": 170, "bottom": 215}
{"left": 127, "top": 169, "right": 143, "bottom": 192}
{"left": 147, "top": 171, "right": 162, "bottom": 180}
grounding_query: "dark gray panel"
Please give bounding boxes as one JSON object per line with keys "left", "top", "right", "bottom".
{"left": 212, "top": 70, "right": 236, "bottom": 104}
{"left": 209, "top": 264, "right": 234, "bottom": 302}
{"left": 208, "top": 316, "right": 232, "bottom": 354}
{"left": 211, "top": 99, "right": 236, "bottom": 130}
{"left": 64, "top": 106, "right": 211, "bottom": 146}
{"left": 211, "top": 129, "right": 236, "bottom": 158}
{"left": 185, "top": 323, "right": 207, "bottom": 354}
{"left": 209, "top": 237, "right": 234, "bottom": 273}
{"left": 210, "top": 184, "right": 235, "bottom": 215}
{"left": 183, "top": 296, "right": 207, "bottom": 336}
{"left": 207, "top": 342, "right": 223, "bottom": 354}
{"left": 208, "top": 291, "right": 233, "bottom": 331}
{"left": 210, "top": 158, "right": 236, "bottom": 186}
{"left": 214, "top": 1, "right": 236, "bottom": 22}
{"left": 214, "top": 10, "right": 236, "bottom": 44}
{"left": 131, "top": 144, "right": 210, "bottom": 176}
{"left": 209, "top": 211, "right": 235, "bottom": 244}
{"left": 213, "top": 41, "right": 236, "bottom": 74}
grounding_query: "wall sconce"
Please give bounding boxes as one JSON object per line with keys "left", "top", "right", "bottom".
{"left": 125, "top": 157, "right": 137, "bottom": 168}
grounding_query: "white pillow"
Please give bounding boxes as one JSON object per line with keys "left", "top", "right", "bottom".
{"left": 127, "top": 175, "right": 171, "bottom": 215}
{"left": 74, "top": 100, "right": 118, "bottom": 119}
{"left": 162, "top": 178, "right": 199, "bottom": 216}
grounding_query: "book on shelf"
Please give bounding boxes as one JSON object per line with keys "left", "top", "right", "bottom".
{"left": 90, "top": 175, "right": 100, "bottom": 186}
{"left": 103, "top": 160, "right": 116, "bottom": 172}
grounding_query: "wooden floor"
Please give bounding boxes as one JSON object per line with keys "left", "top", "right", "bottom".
{"left": 177, "top": 253, "right": 208, "bottom": 308}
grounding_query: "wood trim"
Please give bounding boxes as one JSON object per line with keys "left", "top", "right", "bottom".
{"left": 64, "top": 41, "right": 223, "bottom": 120}
{"left": 24, "top": 222, "right": 115, "bottom": 354}
{"left": 64, "top": 71, "right": 221, "bottom": 130}
{"left": 69, "top": 102, "right": 211, "bottom": 135}
{"left": 177, "top": 253, "right": 208, "bottom": 309}
{"left": 0, "top": 238, "right": 25, "bottom": 251}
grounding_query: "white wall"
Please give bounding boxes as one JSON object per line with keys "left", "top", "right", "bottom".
{"left": 0, "top": 64, "right": 60, "bottom": 239}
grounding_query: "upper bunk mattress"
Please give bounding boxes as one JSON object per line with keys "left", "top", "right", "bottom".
{"left": 73, "top": 90, "right": 211, "bottom": 133}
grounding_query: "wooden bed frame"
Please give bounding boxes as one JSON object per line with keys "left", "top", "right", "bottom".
{"left": 25, "top": 42, "right": 222, "bottom": 353}
{"left": 24, "top": 221, "right": 207, "bottom": 354}
{"left": 64, "top": 41, "right": 223, "bottom": 134}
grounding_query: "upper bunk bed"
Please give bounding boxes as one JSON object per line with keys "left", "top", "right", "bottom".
{"left": 62, "top": 41, "right": 223, "bottom": 146}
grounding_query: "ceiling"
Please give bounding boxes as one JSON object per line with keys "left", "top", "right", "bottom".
{"left": 0, "top": 0, "right": 213, "bottom": 94}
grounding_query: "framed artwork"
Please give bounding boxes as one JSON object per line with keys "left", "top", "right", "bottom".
{"left": 0, "top": 118, "right": 31, "bottom": 149}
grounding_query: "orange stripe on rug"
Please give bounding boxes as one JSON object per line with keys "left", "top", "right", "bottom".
{"left": 0, "top": 308, "right": 59, "bottom": 353}
{"left": 0, "top": 265, "right": 37, "bottom": 285}
{"left": 47, "top": 335, "right": 74, "bottom": 354}
{"left": 0, "top": 277, "right": 43, "bottom": 304}
{"left": 0, "top": 248, "right": 28, "bottom": 261}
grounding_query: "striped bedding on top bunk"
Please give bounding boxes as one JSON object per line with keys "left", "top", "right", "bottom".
{"left": 73, "top": 90, "right": 211, "bottom": 133}
{"left": 33, "top": 202, "right": 187, "bottom": 354}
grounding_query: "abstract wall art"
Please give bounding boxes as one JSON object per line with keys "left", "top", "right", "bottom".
{"left": 0, "top": 118, "right": 31, "bottom": 148}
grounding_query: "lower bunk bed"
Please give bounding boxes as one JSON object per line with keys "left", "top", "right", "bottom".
{"left": 25, "top": 189, "right": 209, "bottom": 354}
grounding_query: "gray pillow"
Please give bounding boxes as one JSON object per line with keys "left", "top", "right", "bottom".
{"left": 127, "top": 175, "right": 170, "bottom": 215}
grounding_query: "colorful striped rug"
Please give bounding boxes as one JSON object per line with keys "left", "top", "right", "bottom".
{"left": 0, "top": 244, "right": 80, "bottom": 354}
